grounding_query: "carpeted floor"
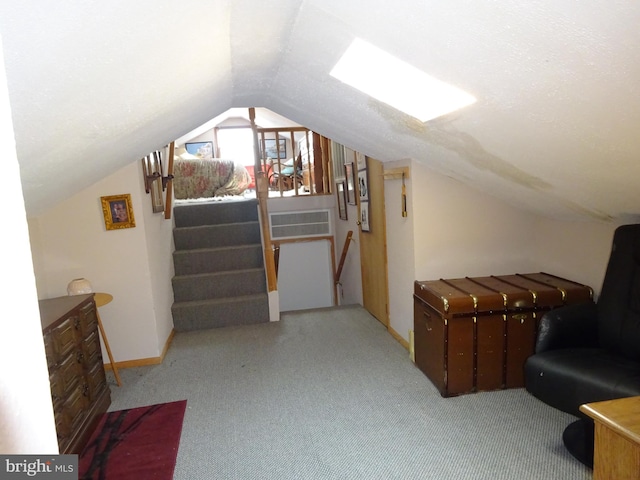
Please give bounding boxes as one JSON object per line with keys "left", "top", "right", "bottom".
{"left": 108, "top": 305, "right": 591, "bottom": 480}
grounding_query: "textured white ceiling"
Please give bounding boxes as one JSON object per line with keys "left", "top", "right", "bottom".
{"left": 1, "top": 0, "right": 639, "bottom": 221}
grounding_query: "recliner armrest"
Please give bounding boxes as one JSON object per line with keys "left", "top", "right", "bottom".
{"left": 535, "top": 302, "right": 598, "bottom": 353}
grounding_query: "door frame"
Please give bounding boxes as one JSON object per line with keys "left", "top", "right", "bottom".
{"left": 357, "top": 156, "right": 389, "bottom": 327}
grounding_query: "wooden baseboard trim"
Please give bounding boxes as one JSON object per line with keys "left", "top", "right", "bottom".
{"left": 161, "top": 328, "right": 176, "bottom": 358}
{"left": 104, "top": 329, "right": 175, "bottom": 371}
{"left": 388, "top": 325, "right": 410, "bottom": 350}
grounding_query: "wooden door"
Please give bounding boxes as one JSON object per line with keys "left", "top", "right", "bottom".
{"left": 358, "top": 157, "right": 389, "bottom": 327}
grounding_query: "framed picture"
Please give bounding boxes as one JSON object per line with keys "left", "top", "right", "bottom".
{"left": 345, "top": 162, "right": 356, "bottom": 205}
{"left": 101, "top": 194, "right": 136, "bottom": 230}
{"left": 336, "top": 181, "right": 348, "bottom": 220}
{"left": 360, "top": 201, "right": 370, "bottom": 232}
{"left": 355, "top": 151, "right": 366, "bottom": 171}
{"left": 185, "top": 141, "right": 213, "bottom": 160}
{"left": 264, "top": 138, "right": 287, "bottom": 159}
{"left": 358, "top": 168, "right": 369, "bottom": 202}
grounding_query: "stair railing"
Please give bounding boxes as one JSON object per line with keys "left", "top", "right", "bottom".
{"left": 335, "top": 230, "right": 353, "bottom": 285}
{"left": 250, "top": 108, "right": 278, "bottom": 292}
{"left": 256, "top": 175, "right": 278, "bottom": 292}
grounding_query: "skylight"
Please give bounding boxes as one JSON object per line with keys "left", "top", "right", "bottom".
{"left": 330, "top": 38, "right": 476, "bottom": 122}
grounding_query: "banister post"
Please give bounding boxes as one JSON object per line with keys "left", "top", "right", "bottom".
{"left": 250, "top": 108, "right": 278, "bottom": 293}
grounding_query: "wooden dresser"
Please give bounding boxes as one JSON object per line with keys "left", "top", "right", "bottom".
{"left": 39, "top": 294, "right": 111, "bottom": 454}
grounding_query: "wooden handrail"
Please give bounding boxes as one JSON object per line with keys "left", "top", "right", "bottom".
{"left": 335, "top": 230, "right": 353, "bottom": 284}
{"left": 257, "top": 175, "right": 277, "bottom": 292}
{"left": 164, "top": 142, "right": 175, "bottom": 220}
{"left": 250, "top": 108, "right": 278, "bottom": 292}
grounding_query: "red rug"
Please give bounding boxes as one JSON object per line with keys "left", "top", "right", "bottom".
{"left": 79, "top": 400, "right": 187, "bottom": 480}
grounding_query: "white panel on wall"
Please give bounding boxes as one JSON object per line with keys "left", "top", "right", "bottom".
{"left": 270, "top": 209, "right": 331, "bottom": 239}
{"left": 278, "top": 240, "right": 334, "bottom": 312}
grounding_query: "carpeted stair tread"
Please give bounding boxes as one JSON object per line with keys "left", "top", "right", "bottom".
{"left": 174, "top": 267, "right": 266, "bottom": 280}
{"left": 174, "top": 199, "right": 258, "bottom": 228}
{"left": 172, "top": 268, "right": 267, "bottom": 302}
{"left": 171, "top": 294, "right": 269, "bottom": 331}
{"left": 173, "top": 222, "right": 261, "bottom": 250}
{"left": 172, "top": 293, "right": 267, "bottom": 307}
{"left": 174, "top": 244, "right": 262, "bottom": 254}
{"left": 173, "top": 244, "right": 263, "bottom": 276}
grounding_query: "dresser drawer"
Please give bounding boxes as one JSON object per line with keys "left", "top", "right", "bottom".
{"left": 79, "top": 301, "right": 99, "bottom": 337}
{"left": 86, "top": 361, "right": 108, "bottom": 401}
{"left": 50, "top": 316, "right": 79, "bottom": 362}
{"left": 55, "top": 382, "right": 88, "bottom": 441}
{"left": 56, "top": 352, "right": 83, "bottom": 395}
{"left": 82, "top": 330, "right": 102, "bottom": 367}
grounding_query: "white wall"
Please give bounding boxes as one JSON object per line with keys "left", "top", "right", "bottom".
{"left": 28, "top": 161, "right": 175, "bottom": 363}
{"left": 384, "top": 159, "right": 415, "bottom": 343}
{"left": 0, "top": 38, "right": 58, "bottom": 453}
{"left": 140, "top": 177, "right": 176, "bottom": 353}
{"left": 533, "top": 218, "right": 620, "bottom": 298}
{"left": 412, "top": 161, "right": 539, "bottom": 281}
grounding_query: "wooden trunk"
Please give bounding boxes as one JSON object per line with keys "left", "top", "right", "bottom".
{"left": 413, "top": 272, "right": 593, "bottom": 397}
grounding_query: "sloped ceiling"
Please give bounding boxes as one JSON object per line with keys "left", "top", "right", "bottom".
{"left": 1, "top": 1, "right": 639, "bottom": 221}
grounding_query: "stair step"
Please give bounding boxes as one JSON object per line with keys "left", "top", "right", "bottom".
{"left": 173, "top": 221, "right": 261, "bottom": 250}
{"left": 173, "top": 244, "right": 264, "bottom": 276}
{"left": 172, "top": 268, "right": 266, "bottom": 302}
{"left": 171, "top": 294, "right": 269, "bottom": 331}
{"left": 174, "top": 199, "right": 258, "bottom": 227}
{"left": 170, "top": 200, "right": 270, "bottom": 331}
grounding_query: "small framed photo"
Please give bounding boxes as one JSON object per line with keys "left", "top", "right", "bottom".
{"left": 360, "top": 201, "right": 370, "bottom": 232}
{"left": 101, "top": 194, "right": 136, "bottom": 230}
{"left": 185, "top": 141, "right": 214, "bottom": 160}
{"left": 355, "top": 151, "right": 366, "bottom": 171}
{"left": 345, "top": 162, "right": 356, "bottom": 205}
{"left": 336, "top": 181, "right": 348, "bottom": 220}
{"left": 264, "top": 138, "right": 287, "bottom": 160}
{"left": 358, "top": 169, "right": 369, "bottom": 202}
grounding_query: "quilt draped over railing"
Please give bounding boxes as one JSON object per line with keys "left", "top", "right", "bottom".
{"left": 172, "top": 158, "right": 251, "bottom": 199}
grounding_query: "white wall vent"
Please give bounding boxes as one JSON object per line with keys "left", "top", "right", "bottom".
{"left": 269, "top": 209, "right": 331, "bottom": 240}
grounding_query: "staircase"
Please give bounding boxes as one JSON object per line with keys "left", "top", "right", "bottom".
{"left": 171, "top": 199, "right": 270, "bottom": 331}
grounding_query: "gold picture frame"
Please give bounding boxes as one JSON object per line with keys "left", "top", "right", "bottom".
{"left": 101, "top": 194, "right": 136, "bottom": 230}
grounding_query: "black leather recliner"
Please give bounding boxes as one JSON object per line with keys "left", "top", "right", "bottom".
{"left": 524, "top": 223, "right": 640, "bottom": 467}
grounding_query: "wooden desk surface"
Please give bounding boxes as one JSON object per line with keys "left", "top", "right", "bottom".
{"left": 39, "top": 294, "right": 94, "bottom": 330}
{"left": 580, "top": 396, "right": 640, "bottom": 445}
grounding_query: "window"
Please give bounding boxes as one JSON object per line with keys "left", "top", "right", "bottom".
{"left": 331, "top": 38, "right": 476, "bottom": 122}
{"left": 216, "top": 127, "right": 255, "bottom": 166}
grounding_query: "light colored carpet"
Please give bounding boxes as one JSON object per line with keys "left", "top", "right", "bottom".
{"left": 108, "top": 305, "right": 591, "bottom": 480}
